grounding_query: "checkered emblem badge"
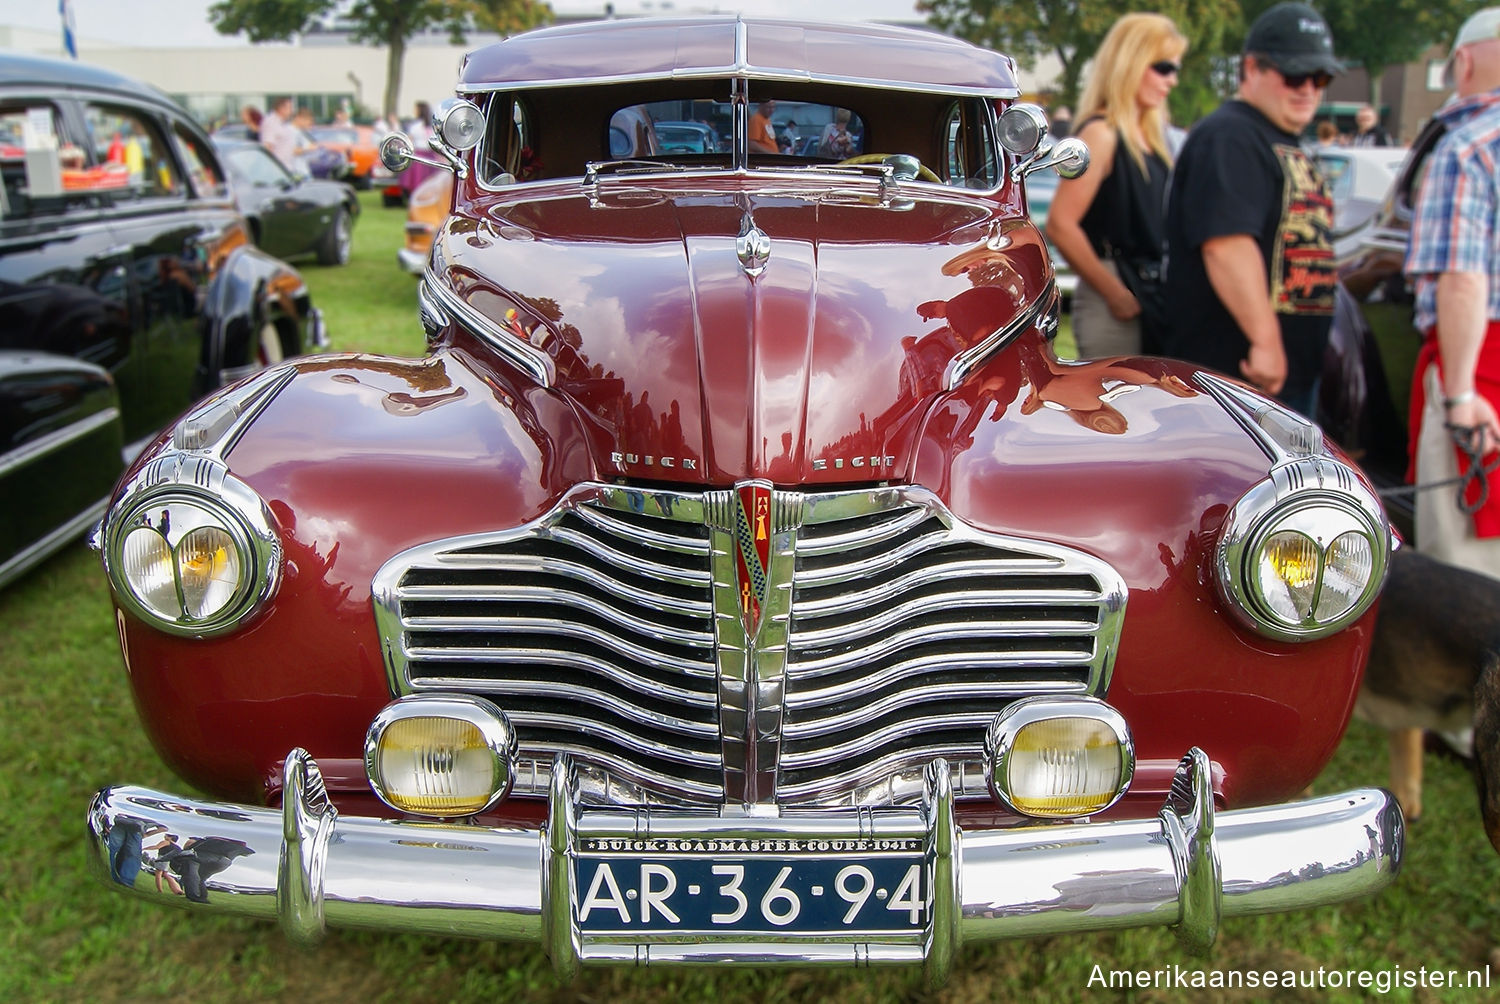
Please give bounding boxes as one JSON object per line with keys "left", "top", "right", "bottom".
{"left": 733, "top": 481, "right": 773, "bottom": 636}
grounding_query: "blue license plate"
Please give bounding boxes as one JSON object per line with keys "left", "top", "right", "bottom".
{"left": 573, "top": 843, "right": 930, "bottom": 935}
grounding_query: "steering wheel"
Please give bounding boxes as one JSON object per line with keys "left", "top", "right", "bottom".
{"left": 837, "top": 153, "right": 941, "bottom": 183}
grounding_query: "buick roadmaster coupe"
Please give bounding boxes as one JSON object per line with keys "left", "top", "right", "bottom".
{"left": 87, "top": 18, "right": 1404, "bottom": 981}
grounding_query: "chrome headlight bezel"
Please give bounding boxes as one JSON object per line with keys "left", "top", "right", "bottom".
{"left": 1216, "top": 457, "right": 1391, "bottom": 642}
{"left": 101, "top": 455, "right": 282, "bottom": 638}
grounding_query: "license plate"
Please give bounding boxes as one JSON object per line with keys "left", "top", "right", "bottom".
{"left": 574, "top": 843, "right": 930, "bottom": 935}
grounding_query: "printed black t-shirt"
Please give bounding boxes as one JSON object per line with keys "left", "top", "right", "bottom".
{"left": 1162, "top": 100, "right": 1336, "bottom": 404}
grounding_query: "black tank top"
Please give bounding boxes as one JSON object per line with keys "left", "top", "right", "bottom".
{"left": 1079, "top": 120, "right": 1169, "bottom": 262}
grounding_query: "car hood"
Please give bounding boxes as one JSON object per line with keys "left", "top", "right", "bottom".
{"left": 432, "top": 181, "right": 1053, "bottom": 484}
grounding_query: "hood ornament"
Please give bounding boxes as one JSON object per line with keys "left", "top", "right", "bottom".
{"left": 736, "top": 213, "right": 771, "bottom": 278}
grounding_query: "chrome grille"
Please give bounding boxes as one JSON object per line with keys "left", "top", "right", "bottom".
{"left": 374, "top": 483, "right": 1125, "bottom": 807}
{"left": 778, "top": 497, "right": 1121, "bottom": 803}
{"left": 373, "top": 487, "right": 723, "bottom": 801}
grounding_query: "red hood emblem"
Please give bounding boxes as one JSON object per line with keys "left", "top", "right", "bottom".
{"left": 733, "top": 481, "right": 773, "bottom": 636}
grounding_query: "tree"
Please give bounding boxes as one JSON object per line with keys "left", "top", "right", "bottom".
{"left": 918, "top": 0, "right": 1239, "bottom": 120}
{"left": 1241, "top": 0, "right": 1476, "bottom": 107}
{"left": 208, "top": 0, "right": 550, "bottom": 120}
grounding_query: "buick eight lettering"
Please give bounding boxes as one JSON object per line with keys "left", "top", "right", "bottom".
{"left": 86, "top": 17, "right": 1403, "bottom": 982}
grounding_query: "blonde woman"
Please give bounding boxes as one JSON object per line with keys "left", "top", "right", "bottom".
{"left": 1045, "top": 13, "right": 1186, "bottom": 357}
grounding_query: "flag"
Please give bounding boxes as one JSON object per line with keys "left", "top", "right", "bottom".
{"left": 59, "top": 0, "right": 77, "bottom": 59}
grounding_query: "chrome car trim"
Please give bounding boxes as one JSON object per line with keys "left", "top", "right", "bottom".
{"left": 374, "top": 482, "right": 1126, "bottom": 807}
{"left": 1193, "top": 371, "right": 1325, "bottom": 464}
{"left": 171, "top": 364, "right": 297, "bottom": 458}
{"left": 945, "top": 279, "right": 1059, "bottom": 390}
{"left": 461, "top": 71, "right": 1020, "bottom": 103}
{"left": 0, "top": 406, "right": 120, "bottom": 479}
{"left": 1215, "top": 456, "right": 1391, "bottom": 642}
{"left": 99, "top": 452, "right": 283, "bottom": 638}
{"left": 420, "top": 274, "right": 555, "bottom": 387}
{"left": 0, "top": 497, "right": 109, "bottom": 590}
{"left": 984, "top": 696, "right": 1135, "bottom": 818}
{"left": 364, "top": 695, "right": 519, "bottom": 816}
{"left": 87, "top": 749, "right": 1403, "bottom": 967}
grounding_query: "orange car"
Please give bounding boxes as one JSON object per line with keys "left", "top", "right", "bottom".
{"left": 306, "top": 124, "right": 387, "bottom": 189}
{"left": 397, "top": 170, "right": 451, "bottom": 274}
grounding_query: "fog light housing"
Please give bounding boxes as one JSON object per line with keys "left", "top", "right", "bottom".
{"left": 986, "top": 697, "right": 1133, "bottom": 818}
{"left": 365, "top": 695, "right": 517, "bottom": 817}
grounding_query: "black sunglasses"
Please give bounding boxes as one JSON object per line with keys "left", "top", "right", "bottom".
{"left": 1149, "top": 60, "right": 1180, "bottom": 76}
{"left": 1278, "top": 68, "right": 1334, "bottom": 89}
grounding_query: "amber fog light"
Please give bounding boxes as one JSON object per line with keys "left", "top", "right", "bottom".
{"left": 365, "top": 695, "right": 517, "bottom": 817}
{"left": 986, "top": 697, "right": 1133, "bottom": 818}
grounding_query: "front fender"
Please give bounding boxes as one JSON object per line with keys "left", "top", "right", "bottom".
{"left": 914, "top": 334, "right": 1375, "bottom": 807}
{"left": 110, "top": 348, "right": 594, "bottom": 802}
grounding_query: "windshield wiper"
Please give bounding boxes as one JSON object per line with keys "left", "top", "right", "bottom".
{"left": 583, "top": 160, "right": 688, "bottom": 185}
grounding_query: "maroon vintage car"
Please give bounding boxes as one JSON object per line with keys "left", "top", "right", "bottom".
{"left": 87, "top": 17, "right": 1402, "bottom": 979}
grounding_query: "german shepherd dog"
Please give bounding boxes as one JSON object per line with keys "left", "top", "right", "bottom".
{"left": 1355, "top": 547, "right": 1500, "bottom": 852}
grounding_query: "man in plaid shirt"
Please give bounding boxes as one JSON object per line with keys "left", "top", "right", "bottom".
{"left": 1405, "top": 7, "right": 1500, "bottom": 574}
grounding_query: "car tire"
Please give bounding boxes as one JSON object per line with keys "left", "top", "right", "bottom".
{"left": 316, "top": 208, "right": 351, "bottom": 266}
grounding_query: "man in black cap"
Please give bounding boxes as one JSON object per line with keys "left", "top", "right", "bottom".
{"left": 1161, "top": 2, "right": 1341, "bottom": 418}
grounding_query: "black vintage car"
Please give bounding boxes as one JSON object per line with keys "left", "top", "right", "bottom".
{"left": 0, "top": 53, "right": 326, "bottom": 588}
{"left": 213, "top": 139, "right": 359, "bottom": 266}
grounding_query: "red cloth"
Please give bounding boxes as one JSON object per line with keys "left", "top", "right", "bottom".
{"left": 1407, "top": 321, "right": 1500, "bottom": 537}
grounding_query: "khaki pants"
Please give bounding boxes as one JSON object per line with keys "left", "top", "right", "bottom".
{"left": 1070, "top": 262, "right": 1142, "bottom": 359}
{"left": 1414, "top": 364, "right": 1500, "bottom": 578}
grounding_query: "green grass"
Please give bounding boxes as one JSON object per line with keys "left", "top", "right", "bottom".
{"left": 2, "top": 190, "right": 1498, "bottom": 1001}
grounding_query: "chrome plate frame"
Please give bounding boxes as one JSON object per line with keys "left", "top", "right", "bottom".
{"left": 545, "top": 754, "right": 961, "bottom": 981}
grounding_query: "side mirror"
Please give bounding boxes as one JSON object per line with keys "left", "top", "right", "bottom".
{"left": 1017, "top": 137, "right": 1090, "bottom": 181}
{"left": 379, "top": 129, "right": 470, "bottom": 180}
{"left": 379, "top": 133, "right": 416, "bottom": 173}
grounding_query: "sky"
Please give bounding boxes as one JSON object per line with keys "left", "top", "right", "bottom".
{"left": 11, "top": 0, "right": 926, "bottom": 49}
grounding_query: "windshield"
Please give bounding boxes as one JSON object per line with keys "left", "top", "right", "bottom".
{"left": 477, "top": 84, "right": 999, "bottom": 191}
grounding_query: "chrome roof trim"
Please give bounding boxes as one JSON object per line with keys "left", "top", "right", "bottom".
{"left": 461, "top": 70, "right": 1021, "bottom": 101}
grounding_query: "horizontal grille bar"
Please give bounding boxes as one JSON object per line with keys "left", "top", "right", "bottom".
{"left": 375, "top": 487, "right": 723, "bottom": 802}
{"left": 374, "top": 484, "right": 1125, "bottom": 808}
{"left": 778, "top": 499, "right": 1122, "bottom": 804}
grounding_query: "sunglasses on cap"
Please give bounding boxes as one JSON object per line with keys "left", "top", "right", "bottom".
{"left": 1149, "top": 60, "right": 1180, "bottom": 76}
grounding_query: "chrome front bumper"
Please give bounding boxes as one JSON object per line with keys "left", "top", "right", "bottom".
{"left": 87, "top": 748, "right": 1402, "bottom": 982}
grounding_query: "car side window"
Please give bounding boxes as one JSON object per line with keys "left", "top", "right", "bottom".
{"left": 81, "top": 102, "right": 183, "bottom": 200}
{"left": 173, "top": 125, "right": 228, "bottom": 199}
{"left": 0, "top": 101, "right": 90, "bottom": 218}
{"left": 943, "top": 100, "right": 999, "bottom": 189}
{"left": 223, "top": 145, "right": 292, "bottom": 187}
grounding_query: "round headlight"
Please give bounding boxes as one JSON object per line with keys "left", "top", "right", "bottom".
{"left": 121, "top": 526, "right": 177, "bottom": 619}
{"left": 998, "top": 103, "right": 1048, "bottom": 156}
{"left": 437, "top": 98, "right": 484, "bottom": 152}
{"left": 1217, "top": 459, "right": 1390, "bottom": 641}
{"left": 101, "top": 457, "right": 281, "bottom": 637}
{"left": 366, "top": 695, "right": 517, "bottom": 817}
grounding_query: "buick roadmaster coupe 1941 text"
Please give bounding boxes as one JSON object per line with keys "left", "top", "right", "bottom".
{"left": 87, "top": 17, "right": 1403, "bottom": 981}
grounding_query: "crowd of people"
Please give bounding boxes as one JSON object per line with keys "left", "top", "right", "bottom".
{"left": 227, "top": 97, "right": 428, "bottom": 172}
{"left": 1048, "top": 2, "right": 1500, "bottom": 579}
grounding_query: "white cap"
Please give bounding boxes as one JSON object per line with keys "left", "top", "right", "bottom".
{"left": 1447, "top": 8, "right": 1500, "bottom": 84}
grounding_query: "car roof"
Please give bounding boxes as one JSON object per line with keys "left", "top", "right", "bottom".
{"left": 0, "top": 50, "right": 177, "bottom": 111}
{"left": 459, "top": 16, "right": 1019, "bottom": 98}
